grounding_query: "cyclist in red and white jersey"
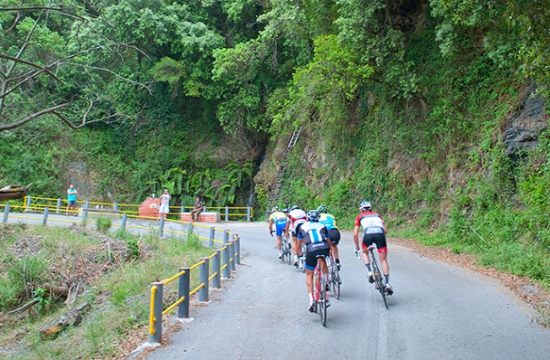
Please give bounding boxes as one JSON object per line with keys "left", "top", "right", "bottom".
{"left": 284, "top": 205, "right": 307, "bottom": 267}
{"left": 353, "top": 201, "right": 393, "bottom": 295}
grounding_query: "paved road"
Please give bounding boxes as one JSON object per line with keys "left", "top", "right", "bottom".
{"left": 142, "top": 222, "right": 550, "bottom": 360}
{"left": 5, "top": 214, "right": 549, "bottom": 359}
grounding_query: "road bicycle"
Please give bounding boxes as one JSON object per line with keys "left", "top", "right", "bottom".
{"left": 297, "top": 243, "right": 307, "bottom": 271}
{"left": 365, "top": 244, "right": 389, "bottom": 309}
{"left": 312, "top": 258, "right": 329, "bottom": 326}
{"left": 326, "top": 251, "right": 341, "bottom": 300}
{"left": 281, "top": 234, "right": 292, "bottom": 265}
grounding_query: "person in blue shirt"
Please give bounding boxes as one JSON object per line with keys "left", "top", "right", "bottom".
{"left": 66, "top": 184, "right": 78, "bottom": 216}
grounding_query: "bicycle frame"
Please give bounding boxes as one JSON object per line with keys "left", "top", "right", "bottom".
{"left": 367, "top": 245, "right": 388, "bottom": 309}
{"left": 327, "top": 250, "right": 341, "bottom": 300}
{"left": 281, "top": 235, "right": 292, "bottom": 265}
{"left": 313, "top": 258, "right": 328, "bottom": 326}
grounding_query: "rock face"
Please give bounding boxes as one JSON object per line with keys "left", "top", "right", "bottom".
{"left": 503, "top": 84, "right": 548, "bottom": 157}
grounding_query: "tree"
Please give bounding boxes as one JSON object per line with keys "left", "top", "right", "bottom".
{"left": 0, "top": 2, "right": 151, "bottom": 132}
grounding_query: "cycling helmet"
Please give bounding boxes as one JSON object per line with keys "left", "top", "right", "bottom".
{"left": 272, "top": 205, "right": 280, "bottom": 212}
{"left": 317, "top": 205, "right": 328, "bottom": 213}
{"left": 290, "top": 205, "right": 300, "bottom": 211}
{"left": 307, "top": 210, "right": 320, "bottom": 222}
{"left": 360, "top": 201, "right": 372, "bottom": 211}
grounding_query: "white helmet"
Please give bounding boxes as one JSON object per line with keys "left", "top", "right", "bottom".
{"left": 360, "top": 201, "right": 372, "bottom": 211}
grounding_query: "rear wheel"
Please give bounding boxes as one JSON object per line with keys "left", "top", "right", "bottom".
{"left": 332, "top": 268, "right": 341, "bottom": 300}
{"left": 319, "top": 278, "right": 327, "bottom": 326}
{"left": 374, "top": 268, "right": 388, "bottom": 309}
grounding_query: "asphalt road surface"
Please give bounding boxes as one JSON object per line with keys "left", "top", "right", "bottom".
{"left": 143, "top": 222, "right": 550, "bottom": 360}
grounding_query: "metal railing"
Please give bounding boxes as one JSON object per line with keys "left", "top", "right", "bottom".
{"left": 1, "top": 203, "right": 242, "bottom": 344}
{"left": 1, "top": 204, "right": 234, "bottom": 246}
{"left": 22, "top": 196, "right": 253, "bottom": 221}
{"left": 148, "top": 233, "right": 240, "bottom": 343}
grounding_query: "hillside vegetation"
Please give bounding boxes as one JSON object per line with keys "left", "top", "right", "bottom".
{"left": 0, "top": 223, "right": 211, "bottom": 359}
{"left": 1, "top": 0, "right": 549, "bottom": 290}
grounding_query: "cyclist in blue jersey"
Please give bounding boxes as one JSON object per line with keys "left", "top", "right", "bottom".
{"left": 268, "top": 206, "right": 288, "bottom": 259}
{"left": 317, "top": 205, "right": 342, "bottom": 269}
{"left": 298, "top": 210, "right": 334, "bottom": 312}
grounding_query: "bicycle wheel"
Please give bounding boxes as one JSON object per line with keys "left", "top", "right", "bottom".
{"left": 319, "top": 277, "right": 327, "bottom": 326}
{"left": 332, "top": 267, "right": 341, "bottom": 300}
{"left": 288, "top": 242, "right": 293, "bottom": 265}
{"left": 370, "top": 250, "right": 388, "bottom": 309}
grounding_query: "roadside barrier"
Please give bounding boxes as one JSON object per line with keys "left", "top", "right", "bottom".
{"left": 22, "top": 196, "right": 253, "bottom": 221}
{"left": 1, "top": 203, "right": 243, "bottom": 344}
{"left": 148, "top": 233, "right": 241, "bottom": 343}
{"left": 1, "top": 204, "right": 233, "bottom": 246}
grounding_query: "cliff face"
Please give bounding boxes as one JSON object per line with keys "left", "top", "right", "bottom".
{"left": 503, "top": 83, "right": 548, "bottom": 157}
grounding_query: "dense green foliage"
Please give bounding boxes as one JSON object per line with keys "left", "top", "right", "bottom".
{"left": 0, "top": 224, "right": 213, "bottom": 359}
{"left": 1, "top": 0, "right": 549, "bottom": 290}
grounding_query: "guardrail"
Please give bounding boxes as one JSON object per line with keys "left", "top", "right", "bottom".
{"left": 1, "top": 202, "right": 242, "bottom": 344}
{"left": 1, "top": 204, "right": 233, "bottom": 246}
{"left": 149, "top": 233, "right": 240, "bottom": 343}
{"left": 21, "top": 196, "right": 253, "bottom": 221}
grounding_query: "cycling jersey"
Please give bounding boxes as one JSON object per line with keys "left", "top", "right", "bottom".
{"left": 287, "top": 208, "right": 307, "bottom": 234}
{"left": 355, "top": 211, "right": 386, "bottom": 234}
{"left": 299, "top": 222, "right": 330, "bottom": 249}
{"left": 299, "top": 221, "right": 330, "bottom": 270}
{"left": 269, "top": 211, "right": 287, "bottom": 236}
{"left": 319, "top": 213, "right": 338, "bottom": 230}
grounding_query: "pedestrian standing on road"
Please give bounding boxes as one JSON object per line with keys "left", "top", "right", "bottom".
{"left": 159, "top": 189, "right": 171, "bottom": 219}
{"left": 66, "top": 184, "right": 78, "bottom": 216}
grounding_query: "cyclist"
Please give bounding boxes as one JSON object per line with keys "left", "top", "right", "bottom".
{"left": 285, "top": 205, "right": 307, "bottom": 267}
{"left": 317, "top": 205, "right": 341, "bottom": 270}
{"left": 268, "top": 206, "right": 287, "bottom": 260}
{"left": 298, "top": 210, "right": 333, "bottom": 312}
{"left": 353, "top": 201, "right": 393, "bottom": 295}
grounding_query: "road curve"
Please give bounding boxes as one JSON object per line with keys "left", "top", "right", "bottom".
{"left": 142, "top": 222, "right": 550, "bottom": 360}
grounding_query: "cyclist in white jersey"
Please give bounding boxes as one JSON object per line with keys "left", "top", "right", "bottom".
{"left": 353, "top": 201, "right": 393, "bottom": 295}
{"left": 285, "top": 205, "right": 307, "bottom": 267}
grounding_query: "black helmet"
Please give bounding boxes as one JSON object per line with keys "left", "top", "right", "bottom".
{"left": 307, "top": 210, "right": 320, "bottom": 222}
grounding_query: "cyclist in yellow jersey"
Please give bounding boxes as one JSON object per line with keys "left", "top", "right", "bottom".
{"left": 268, "top": 206, "right": 288, "bottom": 259}
{"left": 317, "top": 205, "right": 341, "bottom": 269}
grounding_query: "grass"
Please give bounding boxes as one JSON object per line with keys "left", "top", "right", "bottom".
{"left": 0, "top": 223, "right": 214, "bottom": 359}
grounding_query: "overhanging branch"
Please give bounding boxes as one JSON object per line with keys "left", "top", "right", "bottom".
{"left": 0, "top": 104, "right": 68, "bottom": 132}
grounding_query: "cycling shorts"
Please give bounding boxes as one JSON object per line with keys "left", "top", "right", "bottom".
{"left": 292, "top": 220, "right": 306, "bottom": 238}
{"left": 275, "top": 220, "right": 286, "bottom": 237}
{"left": 304, "top": 246, "right": 330, "bottom": 271}
{"left": 361, "top": 232, "right": 387, "bottom": 253}
{"left": 328, "top": 228, "right": 341, "bottom": 245}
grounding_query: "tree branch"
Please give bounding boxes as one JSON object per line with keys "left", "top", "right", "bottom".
{"left": 0, "top": 7, "right": 87, "bottom": 22}
{"left": 0, "top": 54, "right": 62, "bottom": 83}
{"left": 0, "top": 104, "right": 68, "bottom": 131}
